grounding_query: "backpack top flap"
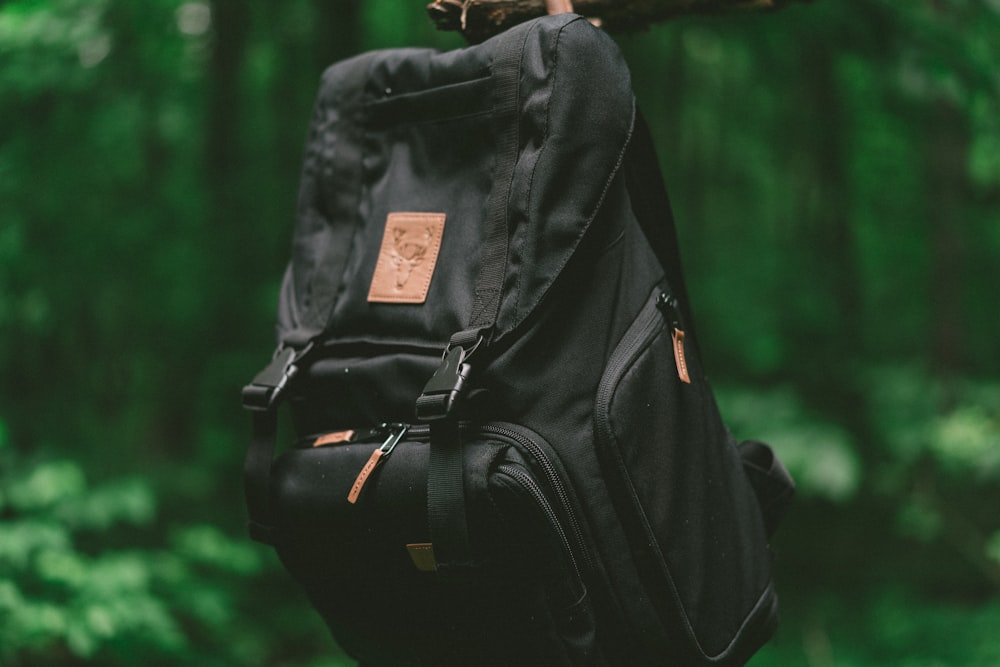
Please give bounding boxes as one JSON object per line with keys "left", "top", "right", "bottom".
{"left": 277, "top": 14, "right": 635, "bottom": 350}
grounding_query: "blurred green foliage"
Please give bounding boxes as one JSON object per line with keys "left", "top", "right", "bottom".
{"left": 0, "top": 0, "right": 997, "bottom": 664}
{"left": 0, "top": 421, "right": 347, "bottom": 665}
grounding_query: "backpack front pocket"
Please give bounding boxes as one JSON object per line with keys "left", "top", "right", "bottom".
{"left": 268, "top": 422, "right": 600, "bottom": 666}
{"left": 484, "top": 423, "right": 603, "bottom": 665}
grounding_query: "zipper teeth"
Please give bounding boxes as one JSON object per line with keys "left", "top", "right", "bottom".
{"left": 495, "top": 463, "right": 583, "bottom": 586}
{"left": 304, "top": 423, "right": 592, "bottom": 570}
{"left": 364, "top": 422, "right": 592, "bottom": 572}
{"left": 596, "top": 290, "right": 703, "bottom": 639}
{"left": 594, "top": 292, "right": 667, "bottom": 447}
{"left": 480, "top": 424, "right": 594, "bottom": 573}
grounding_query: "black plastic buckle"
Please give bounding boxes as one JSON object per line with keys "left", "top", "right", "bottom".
{"left": 415, "top": 342, "right": 477, "bottom": 421}
{"left": 241, "top": 343, "right": 314, "bottom": 412}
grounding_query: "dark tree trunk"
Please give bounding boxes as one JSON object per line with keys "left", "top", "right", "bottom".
{"left": 205, "top": 0, "right": 252, "bottom": 342}
{"left": 313, "top": 0, "right": 364, "bottom": 72}
{"left": 924, "top": 0, "right": 970, "bottom": 386}
{"left": 925, "top": 97, "right": 968, "bottom": 383}
{"left": 206, "top": 0, "right": 251, "bottom": 208}
{"left": 786, "top": 37, "right": 870, "bottom": 443}
{"left": 258, "top": 1, "right": 364, "bottom": 256}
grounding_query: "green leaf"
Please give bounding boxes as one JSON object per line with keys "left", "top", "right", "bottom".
{"left": 170, "top": 524, "right": 263, "bottom": 576}
{"left": 34, "top": 548, "right": 89, "bottom": 589}
{"left": 986, "top": 531, "right": 1000, "bottom": 568}
{"left": 716, "top": 385, "right": 862, "bottom": 501}
{"left": 0, "top": 520, "right": 71, "bottom": 570}
{"left": 930, "top": 404, "right": 1000, "bottom": 476}
{"left": 7, "top": 459, "right": 87, "bottom": 511}
{"left": 57, "top": 476, "right": 157, "bottom": 531}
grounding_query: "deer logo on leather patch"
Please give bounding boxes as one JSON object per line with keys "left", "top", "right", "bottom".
{"left": 368, "top": 213, "right": 446, "bottom": 304}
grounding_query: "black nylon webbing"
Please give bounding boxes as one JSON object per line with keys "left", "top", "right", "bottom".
{"left": 426, "top": 419, "right": 470, "bottom": 571}
{"left": 625, "top": 112, "right": 697, "bottom": 331}
{"left": 244, "top": 409, "right": 278, "bottom": 544}
{"left": 427, "top": 23, "right": 528, "bottom": 575}
{"left": 466, "top": 23, "right": 526, "bottom": 332}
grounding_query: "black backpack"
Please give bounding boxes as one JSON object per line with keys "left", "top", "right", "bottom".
{"left": 242, "top": 14, "right": 794, "bottom": 666}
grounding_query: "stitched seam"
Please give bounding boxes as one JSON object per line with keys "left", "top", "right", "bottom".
{"left": 513, "top": 16, "right": 574, "bottom": 323}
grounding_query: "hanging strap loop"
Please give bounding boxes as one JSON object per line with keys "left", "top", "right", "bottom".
{"left": 546, "top": 0, "right": 575, "bottom": 14}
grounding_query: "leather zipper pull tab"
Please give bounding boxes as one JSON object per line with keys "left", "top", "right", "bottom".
{"left": 656, "top": 292, "right": 692, "bottom": 384}
{"left": 348, "top": 449, "right": 385, "bottom": 504}
{"left": 671, "top": 327, "right": 691, "bottom": 384}
{"left": 347, "top": 424, "right": 408, "bottom": 504}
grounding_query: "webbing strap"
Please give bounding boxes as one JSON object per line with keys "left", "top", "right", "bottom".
{"left": 426, "top": 23, "right": 529, "bottom": 575}
{"left": 466, "top": 23, "right": 526, "bottom": 333}
{"left": 545, "top": 0, "right": 575, "bottom": 15}
{"left": 244, "top": 410, "right": 278, "bottom": 544}
{"left": 241, "top": 344, "right": 315, "bottom": 545}
{"left": 625, "top": 111, "right": 697, "bottom": 331}
{"left": 427, "top": 419, "right": 471, "bottom": 574}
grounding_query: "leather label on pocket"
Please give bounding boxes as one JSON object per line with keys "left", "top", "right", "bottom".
{"left": 367, "top": 212, "right": 446, "bottom": 304}
{"left": 312, "top": 430, "right": 355, "bottom": 447}
{"left": 406, "top": 543, "right": 437, "bottom": 572}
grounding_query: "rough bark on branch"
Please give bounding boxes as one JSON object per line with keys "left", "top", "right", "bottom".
{"left": 427, "top": 0, "right": 811, "bottom": 42}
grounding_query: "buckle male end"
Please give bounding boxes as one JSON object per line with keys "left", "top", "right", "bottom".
{"left": 241, "top": 345, "right": 311, "bottom": 411}
{"left": 416, "top": 345, "right": 473, "bottom": 421}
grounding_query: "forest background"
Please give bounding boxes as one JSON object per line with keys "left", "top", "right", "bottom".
{"left": 1, "top": 0, "right": 998, "bottom": 665}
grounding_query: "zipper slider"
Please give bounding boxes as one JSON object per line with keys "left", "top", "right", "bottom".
{"left": 656, "top": 292, "right": 692, "bottom": 385}
{"left": 347, "top": 423, "right": 409, "bottom": 504}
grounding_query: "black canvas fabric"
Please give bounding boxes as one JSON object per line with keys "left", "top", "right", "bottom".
{"left": 242, "top": 13, "right": 794, "bottom": 666}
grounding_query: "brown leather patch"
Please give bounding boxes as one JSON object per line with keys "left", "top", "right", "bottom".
{"left": 367, "top": 213, "right": 446, "bottom": 304}
{"left": 405, "top": 543, "right": 437, "bottom": 572}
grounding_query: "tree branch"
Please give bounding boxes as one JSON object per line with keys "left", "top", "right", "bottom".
{"left": 427, "top": 0, "right": 812, "bottom": 42}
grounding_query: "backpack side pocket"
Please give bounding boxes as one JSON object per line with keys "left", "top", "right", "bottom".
{"left": 594, "top": 284, "right": 778, "bottom": 665}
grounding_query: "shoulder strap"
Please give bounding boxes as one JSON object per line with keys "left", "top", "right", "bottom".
{"left": 624, "top": 110, "right": 697, "bottom": 331}
{"left": 464, "top": 19, "right": 528, "bottom": 340}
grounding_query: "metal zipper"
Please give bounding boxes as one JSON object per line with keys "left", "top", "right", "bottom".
{"left": 305, "top": 422, "right": 592, "bottom": 574}
{"left": 655, "top": 292, "right": 691, "bottom": 384}
{"left": 593, "top": 288, "right": 697, "bottom": 638}
{"left": 479, "top": 423, "right": 594, "bottom": 574}
{"left": 594, "top": 290, "right": 667, "bottom": 449}
{"left": 306, "top": 422, "right": 420, "bottom": 448}
{"left": 346, "top": 423, "right": 409, "bottom": 504}
{"left": 494, "top": 462, "right": 585, "bottom": 596}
